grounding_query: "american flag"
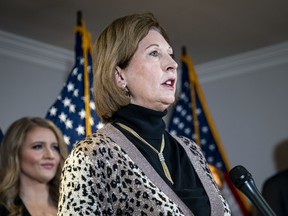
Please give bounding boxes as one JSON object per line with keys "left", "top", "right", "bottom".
{"left": 168, "top": 48, "right": 251, "bottom": 216}
{"left": 46, "top": 18, "right": 102, "bottom": 152}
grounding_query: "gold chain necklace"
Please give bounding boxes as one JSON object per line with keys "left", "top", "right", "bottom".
{"left": 116, "top": 122, "right": 174, "bottom": 184}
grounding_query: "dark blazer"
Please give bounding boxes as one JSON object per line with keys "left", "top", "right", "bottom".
{"left": 262, "top": 169, "right": 288, "bottom": 216}
{"left": 0, "top": 198, "right": 31, "bottom": 216}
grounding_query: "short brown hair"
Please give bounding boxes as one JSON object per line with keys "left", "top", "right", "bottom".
{"left": 92, "top": 12, "right": 170, "bottom": 123}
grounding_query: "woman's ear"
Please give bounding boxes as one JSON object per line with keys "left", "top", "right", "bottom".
{"left": 115, "top": 66, "right": 125, "bottom": 88}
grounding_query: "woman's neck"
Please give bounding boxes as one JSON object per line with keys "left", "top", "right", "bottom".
{"left": 19, "top": 181, "right": 51, "bottom": 204}
{"left": 20, "top": 180, "right": 57, "bottom": 216}
{"left": 113, "top": 104, "right": 167, "bottom": 139}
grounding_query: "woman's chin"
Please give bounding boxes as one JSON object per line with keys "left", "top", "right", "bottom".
{"left": 160, "top": 99, "right": 175, "bottom": 110}
{"left": 165, "top": 97, "right": 175, "bottom": 105}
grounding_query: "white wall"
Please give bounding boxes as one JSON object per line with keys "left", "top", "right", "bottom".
{"left": 0, "top": 30, "right": 74, "bottom": 132}
{"left": 1, "top": 29, "right": 288, "bottom": 191}
{"left": 196, "top": 43, "right": 288, "bottom": 190}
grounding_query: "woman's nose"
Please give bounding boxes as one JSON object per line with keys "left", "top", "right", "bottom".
{"left": 163, "top": 54, "right": 178, "bottom": 72}
{"left": 44, "top": 147, "right": 55, "bottom": 159}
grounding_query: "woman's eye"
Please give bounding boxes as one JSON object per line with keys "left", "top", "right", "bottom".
{"left": 169, "top": 53, "right": 175, "bottom": 59}
{"left": 32, "top": 144, "right": 42, "bottom": 149}
{"left": 149, "top": 50, "right": 159, "bottom": 57}
{"left": 53, "top": 145, "right": 60, "bottom": 151}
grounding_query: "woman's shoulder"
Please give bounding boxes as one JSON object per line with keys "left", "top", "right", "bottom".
{"left": 71, "top": 125, "right": 119, "bottom": 151}
{"left": 169, "top": 133, "right": 208, "bottom": 166}
{"left": 66, "top": 125, "right": 125, "bottom": 164}
{"left": 170, "top": 133, "right": 202, "bottom": 153}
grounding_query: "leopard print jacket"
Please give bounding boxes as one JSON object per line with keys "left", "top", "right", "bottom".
{"left": 58, "top": 124, "right": 231, "bottom": 216}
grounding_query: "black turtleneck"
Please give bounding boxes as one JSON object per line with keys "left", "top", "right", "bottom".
{"left": 112, "top": 104, "right": 211, "bottom": 216}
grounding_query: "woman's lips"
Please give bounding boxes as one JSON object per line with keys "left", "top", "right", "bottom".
{"left": 162, "top": 78, "right": 176, "bottom": 89}
{"left": 41, "top": 163, "right": 55, "bottom": 169}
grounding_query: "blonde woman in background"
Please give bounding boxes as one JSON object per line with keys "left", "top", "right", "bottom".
{"left": 0, "top": 117, "right": 68, "bottom": 216}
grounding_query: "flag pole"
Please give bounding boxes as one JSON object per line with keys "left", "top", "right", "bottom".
{"left": 75, "top": 11, "right": 92, "bottom": 136}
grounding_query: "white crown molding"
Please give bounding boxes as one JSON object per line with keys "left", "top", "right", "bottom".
{"left": 0, "top": 30, "right": 74, "bottom": 71}
{"left": 1, "top": 29, "right": 288, "bottom": 81}
{"left": 195, "top": 41, "right": 288, "bottom": 83}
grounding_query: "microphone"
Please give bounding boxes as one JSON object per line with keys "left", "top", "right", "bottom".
{"left": 229, "top": 165, "right": 276, "bottom": 216}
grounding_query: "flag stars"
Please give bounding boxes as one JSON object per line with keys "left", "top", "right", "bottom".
{"left": 180, "top": 93, "right": 186, "bottom": 100}
{"left": 184, "top": 82, "right": 189, "bottom": 89}
{"left": 79, "top": 109, "right": 86, "bottom": 119}
{"left": 178, "top": 122, "right": 184, "bottom": 130}
{"left": 63, "top": 97, "right": 71, "bottom": 107}
{"left": 209, "top": 144, "right": 216, "bottom": 151}
{"left": 65, "top": 119, "right": 73, "bottom": 129}
{"left": 184, "top": 127, "right": 191, "bottom": 135}
{"left": 72, "top": 67, "right": 78, "bottom": 75}
{"left": 180, "top": 93, "right": 189, "bottom": 103}
{"left": 173, "top": 117, "right": 180, "bottom": 124}
{"left": 80, "top": 57, "right": 84, "bottom": 65}
{"left": 77, "top": 73, "right": 82, "bottom": 81}
{"left": 207, "top": 157, "right": 214, "bottom": 163}
{"left": 202, "top": 126, "right": 209, "bottom": 133}
{"left": 73, "top": 89, "right": 79, "bottom": 97}
{"left": 186, "top": 115, "right": 192, "bottom": 122}
{"left": 63, "top": 135, "right": 70, "bottom": 145}
{"left": 90, "top": 101, "right": 96, "bottom": 110}
{"left": 200, "top": 139, "right": 207, "bottom": 145}
{"left": 89, "top": 117, "right": 94, "bottom": 126}
{"left": 183, "top": 97, "right": 189, "bottom": 103}
{"left": 181, "top": 109, "right": 187, "bottom": 116}
{"left": 76, "top": 125, "right": 85, "bottom": 136}
{"left": 49, "top": 107, "right": 57, "bottom": 116}
{"left": 192, "top": 133, "right": 198, "bottom": 140}
{"left": 176, "top": 105, "right": 183, "bottom": 112}
{"left": 67, "top": 82, "right": 75, "bottom": 92}
{"left": 69, "top": 104, "right": 76, "bottom": 113}
{"left": 215, "top": 162, "right": 223, "bottom": 169}
{"left": 196, "top": 108, "right": 202, "bottom": 115}
{"left": 59, "top": 112, "right": 67, "bottom": 122}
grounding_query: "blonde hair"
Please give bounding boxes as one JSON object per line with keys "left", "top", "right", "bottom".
{"left": 0, "top": 117, "right": 68, "bottom": 215}
{"left": 92, "top": 12, "right": 170, "bottom": 123}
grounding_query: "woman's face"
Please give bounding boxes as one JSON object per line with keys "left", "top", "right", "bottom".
{"left": 118, "top": 29, "right": 178, "bottom": 111}
{"left": 19, "top": 127, "right": 61, "bottom": 185}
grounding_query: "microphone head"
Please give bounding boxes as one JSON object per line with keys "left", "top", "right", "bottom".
{"left": 229, "top": 165, "right": 253, "bottom": 189}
